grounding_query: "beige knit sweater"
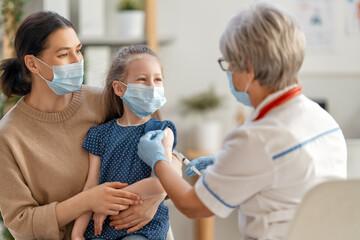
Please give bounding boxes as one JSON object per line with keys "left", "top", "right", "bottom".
{"left": 0, "top": 85, "right": 104, "bottom": 240}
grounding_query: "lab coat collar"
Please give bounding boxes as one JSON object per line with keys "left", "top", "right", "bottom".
{"left": 250, "top": 84, "right": 300, "bottom": 121}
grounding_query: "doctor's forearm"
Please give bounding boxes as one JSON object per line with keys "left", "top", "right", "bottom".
{"left": 154, "top": 161, "right": 213, "bottom": 218}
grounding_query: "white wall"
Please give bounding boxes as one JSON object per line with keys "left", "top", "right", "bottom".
{"left": 157, "top": 0, "right": 360, "bottom": 146}
{"left": 157, "top": 0, "right": 248, "bottom": 153}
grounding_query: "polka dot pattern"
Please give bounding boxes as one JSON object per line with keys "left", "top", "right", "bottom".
{"left": 82, "top": 118, "right": 177, "bottom": 240}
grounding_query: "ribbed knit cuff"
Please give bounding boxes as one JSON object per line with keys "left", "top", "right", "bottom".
{"left": 33, "top": 202, "right": 60, "bottom": 240}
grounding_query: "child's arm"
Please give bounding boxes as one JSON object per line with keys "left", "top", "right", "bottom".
{"left": 71, "top": 153, "right": 104, "bottom": 239}
{"left": 108, "top": 127, "right": 175, "bottom": 234}
{"left": 122, "top": 127, "right": 175, "bottom": 199}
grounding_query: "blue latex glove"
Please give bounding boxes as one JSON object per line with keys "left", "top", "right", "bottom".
{"left": 137, "top": 130, "right": 167, "bottom": 173}
{"left": 184, "top": 155, "right": 216, "bottom": 176}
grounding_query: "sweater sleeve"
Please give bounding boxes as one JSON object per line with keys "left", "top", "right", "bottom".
{"left": 0, "top": 145, "right": 62, "bottom": 240}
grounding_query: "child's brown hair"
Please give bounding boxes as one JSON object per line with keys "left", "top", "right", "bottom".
{"left": 102, "top": 45, "right": 162, "bottom": 123}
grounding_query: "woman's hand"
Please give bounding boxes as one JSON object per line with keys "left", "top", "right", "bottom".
{"left": 87, "top": 182, "right": 142, "bottom": 215}
{"left": 109, "top": 193, "right": 165, "bottom": 233}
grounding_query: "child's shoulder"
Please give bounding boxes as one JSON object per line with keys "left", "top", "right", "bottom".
{"left": 145, "top": 118, "right": 177, "bottom": 149}
{"left": 88, "top": 119, "right": 117, "bottom": 135}
{"left": 145, "top": 118, "right": 176, "bottom": 132}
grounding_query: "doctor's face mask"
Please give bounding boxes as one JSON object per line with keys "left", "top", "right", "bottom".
{"left": 226, "top": 71, "right": 252, "bottom": 107}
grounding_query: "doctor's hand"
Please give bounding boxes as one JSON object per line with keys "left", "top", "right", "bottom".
{"left": 185, "top": 155, "right": 216, "bottom": 176}
{"left": 137, "top": 130, "right": 167, "bottom": 172}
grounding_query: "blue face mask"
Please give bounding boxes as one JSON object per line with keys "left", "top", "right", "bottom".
{"left": 119, "top": 82, "right": 167, "bottom": 119}
{"left": 226, "top": 71, "right": 252, "bottom": 107}
{"left": 33, "top": 56, "right": 84, "bottom": 95}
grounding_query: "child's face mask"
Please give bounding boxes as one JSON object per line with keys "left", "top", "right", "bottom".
{"left": 119, "top": 82, "right": 167, "bottom": 119}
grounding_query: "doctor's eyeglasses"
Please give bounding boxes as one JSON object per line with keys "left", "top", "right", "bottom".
{"left": 218, "top": 57, "right": 230, "bottom": 72}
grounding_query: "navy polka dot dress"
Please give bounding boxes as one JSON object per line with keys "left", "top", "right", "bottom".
{"left": 82, "top": 118, "right": 177, "bottom": 240}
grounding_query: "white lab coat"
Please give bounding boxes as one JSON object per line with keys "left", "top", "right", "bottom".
{"left": 195, "top": 85, "right": 347, "bottom": 240}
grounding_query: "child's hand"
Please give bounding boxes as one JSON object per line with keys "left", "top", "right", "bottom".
{"left": 94, "top": 213, "right": 107, "bottom": 236}
{"left": 110, "top": 194, "right": 164, "bottom": 233}
{"left": 71, "top": 225, "right": 86, "bottom": 240}
{"left": 71, "top": 235, "right": 85, "bottom": 240}
{"left": 87, "top": 182, "right": 141, "bottom": 215}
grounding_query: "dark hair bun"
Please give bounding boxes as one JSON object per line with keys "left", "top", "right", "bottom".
{"left": 0, "top": 57, "right": 30, "bottom": 98}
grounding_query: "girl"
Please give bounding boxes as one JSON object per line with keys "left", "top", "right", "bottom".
{"left": 71, "top": 45, "right": 178, "bottom": 240}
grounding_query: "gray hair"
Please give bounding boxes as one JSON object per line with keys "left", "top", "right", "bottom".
{"left": 220, "top": 2, "right": 306, "bottom": 91}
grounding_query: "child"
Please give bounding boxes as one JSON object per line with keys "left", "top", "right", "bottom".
{"left": 71, "top": 45, "right": 178, "bottom": 240}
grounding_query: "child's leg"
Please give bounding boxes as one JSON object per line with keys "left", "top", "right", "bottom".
{"left": 121, "top": 235, "right": 148, "bottom": 240}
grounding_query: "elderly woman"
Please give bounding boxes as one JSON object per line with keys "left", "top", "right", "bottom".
{"left": 136, "top": 2, "right": 347, "bottom": 240}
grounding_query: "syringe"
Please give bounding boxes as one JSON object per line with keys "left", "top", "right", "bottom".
{"left": 174, "top": 150, "right": 202, "bottom": 176}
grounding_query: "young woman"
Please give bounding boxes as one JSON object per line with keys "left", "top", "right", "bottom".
{"left": 0, "top": 12, "right": 166, "bottom": 240}
{"left": 72, "top": 45, "right": 177, "bottom": 240}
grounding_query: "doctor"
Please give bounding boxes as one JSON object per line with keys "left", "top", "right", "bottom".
{"left": 138, "top": 2, "right": 347, "bottom": 240}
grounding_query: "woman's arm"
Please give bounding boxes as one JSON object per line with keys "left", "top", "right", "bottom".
{"left": 56, "top": 151, "right": 140, "bottom": 228}
{"left": 0, "top": 147, "right": 141, "bottom": 240}
{"left": 71, "top": 153, "right": 103, "bottom": 239}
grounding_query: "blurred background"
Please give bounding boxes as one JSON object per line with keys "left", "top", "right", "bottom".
{"left": 1, "top": 0, "right": 360, "bottom": 239}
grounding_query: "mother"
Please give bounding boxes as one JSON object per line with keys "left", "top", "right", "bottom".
{"left": 0, "top": 11, "right": 163, "bottom": 239}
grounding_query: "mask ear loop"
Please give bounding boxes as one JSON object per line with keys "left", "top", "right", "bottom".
{"left": 117, "top": 81, "right": 128, "bottom": 99}
{"left": 37, "top": 73, "right": 50, "bottom": 82}
{"left": 244, "top": 81, "right": 250, "bottom": 93}
{"left": 118, "top": 81, "right": 127, "bottom": 87}
{"left": 32, "top": 55, "right": 53, "bottom": 82}
{"left": 244, "top": 75, "right": 255, "bottom": 93}
{"left": 32, "top": 55, "right": 53, "bottom": 69}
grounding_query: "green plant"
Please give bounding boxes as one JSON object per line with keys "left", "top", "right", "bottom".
{"left": 181, "top": 87, "right": 223, "bottom": 115}
{"left": 1, "top": 0, "right": 27, "bottom": 49}
{"left": 0, "top": 93, "right": 4, "bottom": 118}
{"left": 1, "top": 0, "right": 25, "bottom": 119}
{"left": 117, "top": 0, "right": 144, "bottom": 11}
{"left": 0, "top": 93, "right": 20, "bottom": 119}
{"left": 0, "top": 212, "right": 14, "bottom": 240}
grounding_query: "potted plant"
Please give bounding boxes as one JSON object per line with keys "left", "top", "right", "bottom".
{"left": 181, "top": 87, "right": 223, "bottom": 154}
{"left": 116, "top": 0, "right": 145, "bottom": 38}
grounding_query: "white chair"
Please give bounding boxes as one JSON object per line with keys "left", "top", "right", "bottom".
{"left": 285, "top": 179, "right": 360, "bottom": 240}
